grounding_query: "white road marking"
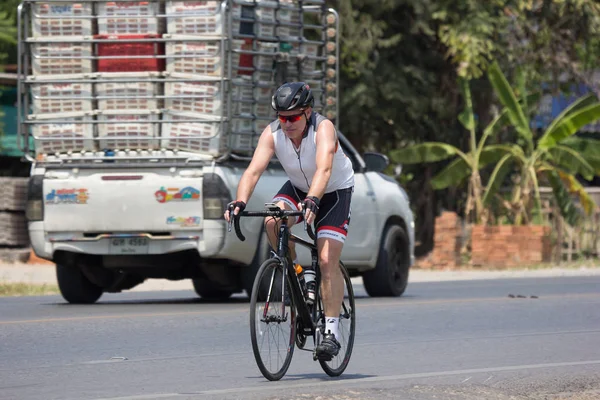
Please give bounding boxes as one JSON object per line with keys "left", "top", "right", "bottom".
{"left": 92, "top": 359, "right": 600, "bottom": 400}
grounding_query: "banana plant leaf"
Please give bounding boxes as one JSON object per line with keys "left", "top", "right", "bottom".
{"left": 548, "top": 146, "right": 595, "bottom": 181}
{"left": 482, "top": 153, "right": 514, "bottom": 206}
{"left": 458, "top": 78, "right": 476, "bottom": 132}
{"left": 389, "top": 142, "right": 465, "bottom": 164}
{"left": 546, "top": 170, "right": 582, "bottom": 226}
{"left": 430, "top": 157, "right": 470, "bottom": 190}
{"left": 479, "top": 110, "right": 509, "bottom": 149}
{"left": 557, "top": 170, "right": 598, "bottom": 216}
{"left": 560, "top": 137, "right": 600, "bottom": 173}
{"left": 487, "top": 61, "right": 532, "bottom": 145}
{"left": 538, "top": 103, "right": 600, "bottom": 149}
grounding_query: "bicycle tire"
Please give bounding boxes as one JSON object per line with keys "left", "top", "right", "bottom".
{"left": 318, "top": 261, "right": 356, "bottom": 377}
{"left": 250, "top": 258, "right": 296, "bottom": 381}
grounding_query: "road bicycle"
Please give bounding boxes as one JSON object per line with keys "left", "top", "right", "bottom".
{"left": 228, "top": 202, "right": 356, "bottom": 381}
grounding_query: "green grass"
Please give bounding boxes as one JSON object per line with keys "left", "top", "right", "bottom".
{"left": 0, "top": 282, "right": 59, "bottom": 297}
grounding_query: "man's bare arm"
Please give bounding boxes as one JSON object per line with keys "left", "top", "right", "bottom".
{"left": 235, "top": 126, "right": 275, "bottom": 203}
{"left": 307, "top": 119, "right": 336, "bottom": 200}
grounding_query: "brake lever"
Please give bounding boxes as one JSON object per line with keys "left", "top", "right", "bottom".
{"left": 227, "top": 205, "right": 235, "bottom": 233}
{"left": 301, "top": 203, "right": 316, "bottom": 241}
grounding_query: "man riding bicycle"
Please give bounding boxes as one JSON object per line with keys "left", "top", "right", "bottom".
{"left": 224, "top": 81, "right": 354, "bottom": 360}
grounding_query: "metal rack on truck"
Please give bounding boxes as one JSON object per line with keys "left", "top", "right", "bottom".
{"left": 17, "top": 0, "right": 340, "bottom": 162}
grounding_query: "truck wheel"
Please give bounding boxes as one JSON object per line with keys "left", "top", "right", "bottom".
{"left": 56, "top": 264, "right": 103, "bottom": 304}
{"left": 241, "top": 231, "right": 270, "bottom": 297}
{"left": 192, "top": 279, "right": 233, "bottom": 300}
{"left": 362, "top": 224, "right": 410, "bottom": 297}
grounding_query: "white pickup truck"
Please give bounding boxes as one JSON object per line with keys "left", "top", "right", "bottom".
{"left": 17, "top": 0, "right": 414, "bottom": 303}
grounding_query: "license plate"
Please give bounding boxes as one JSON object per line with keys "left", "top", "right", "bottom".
{"left": 109, "top": 237, "right": 149, "bottom": 254}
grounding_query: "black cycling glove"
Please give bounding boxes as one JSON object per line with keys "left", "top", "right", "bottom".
{"left": 227, "top": 200, "right": 246, "bottom": 216}
{"left": 301, "top": 196, "right": 320, "bottom": 214}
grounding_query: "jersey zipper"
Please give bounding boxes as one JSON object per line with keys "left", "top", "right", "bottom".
{"left": 293, "top": 140, "right": 311, "bottom": 190}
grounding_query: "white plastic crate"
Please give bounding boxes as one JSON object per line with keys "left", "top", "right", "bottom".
{"left": 32, "top": 2, "right": 93, "bottom": 37}
{"left": 31, "top": 37, "right": 93, "bottom": 75}
{"left": 253, "top": 84, "right": 274, "bottom": 117}
{"left": 255, "top": 119, "right": 269, "bottom": 134}
{"left": 253, "top": 41, "right": 278, "bottom": 81}
{"left": 231, "top": 78, "right": 253, "bottom": 114}
{"left": 231, "top": 1, "right": 279, "bottom": 37}
{"left": 96, "top": 1, "right": 162, "bottom": 34}
{"left": 232, "top": 79, "right": 274, "bottom": 117}
{"left": 165, "top": 35, "right": 243, "bottom": 76}
{"left": 160, "top": 111, "right": 227, "bottom": 155}
{"left": 95, "top": 72, "right": 161, "bottom": 111}
{"left": 306, "top": 79, "right": 324, "bottom": 108}
{"left": 231, "top": 130, "right": 260, "bottom": 153}
{"left": 276, "top": 3, "right": 301, "bottom": 39}
{"left": 164, "top": 73, "right": 225, "bottom": 114}
{"left": 291, "top": 43, "right": 320, "bottom": 71}
{"left": 231, "top": 115, "right": 254, "bottom": 133}
{"left": 29, "top": 111, "right": 95, "bottom": 154}
{"left": 29, "top": 73, "right": 93, "bottom": 114}
{"left": 97, "top": 110, "right": 160, "bottom": 150}
{"left": 165, "top": 1, "right": 229, "bottom": 35}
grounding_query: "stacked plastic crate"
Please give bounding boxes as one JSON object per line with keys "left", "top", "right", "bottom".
{"left": 228, "top": 1, "right": 279, "bottom": 153}
{"left": 161, "top": 1, "right": 240, "bottom": 155}
{"left": 29, "top": 1, "right": 96, "bottom": 155}
{"left": 229, "top": 0, "right": 330, "bottom": 154}
{"left": 93, "top": 1, "right": 164, "bottom": 151}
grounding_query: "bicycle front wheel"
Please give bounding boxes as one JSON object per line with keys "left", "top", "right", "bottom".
{"left": 250, "top": 258, "right": 296, "bottom": 381}
{"left": 318, "top": 261, "right": 356, "bottom": 377}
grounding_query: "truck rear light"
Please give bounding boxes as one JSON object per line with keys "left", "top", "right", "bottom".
{"left": 202, "top": 173, "right": 231, "bottom": 220}
{"left": 26, "top": 175, "right": 44, "bottom": 221}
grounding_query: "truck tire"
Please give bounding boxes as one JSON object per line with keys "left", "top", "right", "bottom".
{"left": 241, "top": 231, "right": 270, "bottom": 297}
{"left": 192, "top": 278, "right": 233, "bottom": 300}
{"left": 362, "top": 224, "right": 410, "bottom": 297}
{"left": 56, "top": 264, "right": 103, "bottom": 304}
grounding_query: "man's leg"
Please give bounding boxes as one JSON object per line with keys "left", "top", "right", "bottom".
{"left": 318, "top": 237, "right": 344, "bottom": 323}
{"left": 264, "top": 201, "right": 298, "bottom": 260}
{"left": 267, "top": 181, "right": 304, "bottom": 260}
{"left": 315, "top": 237, "right": 345, "bottom": 359}
{"left": 313, "top": 187, "right": 352, "bottom": 360}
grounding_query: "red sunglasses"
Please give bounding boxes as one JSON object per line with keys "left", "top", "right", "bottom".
{"left": 278, "top": 111, "right": 305, "bottom": 123}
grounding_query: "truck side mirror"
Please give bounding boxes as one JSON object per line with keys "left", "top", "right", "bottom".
{"left": 363, "top": 152, "right": 389, "bottom": 173}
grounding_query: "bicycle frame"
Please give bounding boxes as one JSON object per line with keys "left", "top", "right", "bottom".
{"left": 276, "top": 217, "right": 320, "bottom": 336}
{"left": 229, "top": 206, "right": 320, "bottom": 337}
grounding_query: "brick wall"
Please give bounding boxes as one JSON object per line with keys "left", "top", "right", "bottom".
{"left": 414, "top": 211, "right": 462, "bottom": 269}
{"left": 471, "top": 225, "right": 552, "bottom": 267}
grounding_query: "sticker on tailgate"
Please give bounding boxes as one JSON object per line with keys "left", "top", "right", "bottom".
{"left": 46, "top": 188, "right": 89, "bottom": 205}
{"left": 166, "top": 216, "right": 201, "bottom": 227}
{"left": 155, "top": 186, "right": 200, "bottom": 203}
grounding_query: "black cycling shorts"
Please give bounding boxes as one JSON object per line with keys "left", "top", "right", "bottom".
{"left": 272, "top": 180, "right": 353, "bottom": 243}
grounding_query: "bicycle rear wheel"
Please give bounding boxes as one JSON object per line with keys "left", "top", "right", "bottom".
{"left": 250, "top": 258, "right": 296, "bottom": 381}
{"left": 317, "top": 261, "right": 356, "bottom": 377}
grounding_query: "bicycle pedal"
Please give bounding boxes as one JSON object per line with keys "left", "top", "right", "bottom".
{"left": 315, "top": 353, "right": 334, "bottom": 362}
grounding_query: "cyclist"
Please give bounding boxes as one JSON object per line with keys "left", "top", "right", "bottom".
{"left": 224, "top": 81, "right": 354, "bottom": 360}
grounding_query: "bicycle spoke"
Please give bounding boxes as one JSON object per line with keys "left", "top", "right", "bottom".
{"left": 318, "top": 262, "right": 355, "bottom": 377}
{"left": 250, "top": 259, "right": 295, "bottom": 381}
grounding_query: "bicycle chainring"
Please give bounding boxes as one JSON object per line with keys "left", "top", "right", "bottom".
{"left": 295, "top": 320, "right": 307, "bottom": 349}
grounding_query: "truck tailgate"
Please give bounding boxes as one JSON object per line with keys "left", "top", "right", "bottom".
{"left": 43, "top": 170, "right": 203, "bottom": 232}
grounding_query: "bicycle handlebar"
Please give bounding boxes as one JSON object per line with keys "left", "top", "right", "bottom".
{"left": 227, "top": 207, "right": 316, "bottom": 242}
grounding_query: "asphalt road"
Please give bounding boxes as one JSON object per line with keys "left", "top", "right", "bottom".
{"left": 1, "top": 276, "right": 599, "bottom": 400}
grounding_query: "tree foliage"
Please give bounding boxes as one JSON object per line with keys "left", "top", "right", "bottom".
{"left": 327, "top": 0, "right": 600, "bottom": 252}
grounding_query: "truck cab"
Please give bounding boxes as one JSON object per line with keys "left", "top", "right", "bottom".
{"left": 17, "top": 0, "right": 414, "bottom": 304}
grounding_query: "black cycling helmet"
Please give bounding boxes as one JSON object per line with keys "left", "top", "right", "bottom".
{"left": 271, "top": 82, "right": 314, "bottom": 111}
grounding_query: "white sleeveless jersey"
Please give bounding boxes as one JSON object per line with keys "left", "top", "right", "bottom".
{"left": 270, "top": 112, "right": 355, "bottom": 193}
